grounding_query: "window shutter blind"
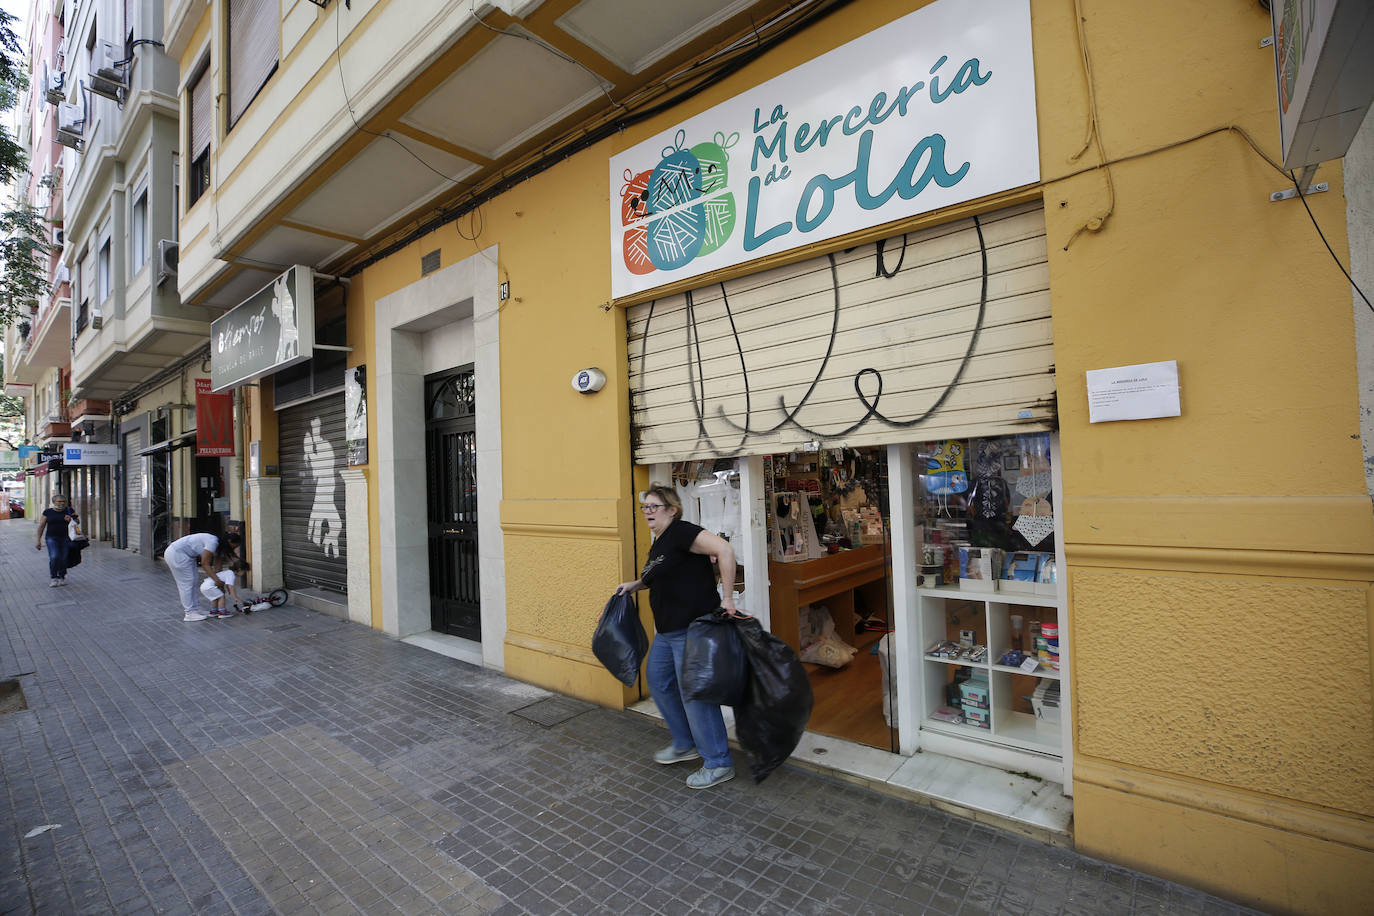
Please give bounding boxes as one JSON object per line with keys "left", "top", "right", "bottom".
{"left": 627, "top": 201, "right": 1056, "bottom": 463}
{"left": 228, "top": 0, "right": 278, "bottom": 128}
{"left": 189, "top": 67, "right": 211, "bottom": 160}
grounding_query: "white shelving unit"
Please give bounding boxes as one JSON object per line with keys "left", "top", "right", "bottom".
{"left": 914, "top": 586, "right": 1068, "bottom": 781}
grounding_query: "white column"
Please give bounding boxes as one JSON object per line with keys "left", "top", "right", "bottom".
{"left": 887, "top": 443, "right": 920, "bottom": 755}
{"left": 341, "top": 468, "right": 371, "bottom": 626}
{"left": 738, "top": 454, "right": 771, "bottom": 629}
{"left": 246, "top": 476, "right": 283, "bottom": 590}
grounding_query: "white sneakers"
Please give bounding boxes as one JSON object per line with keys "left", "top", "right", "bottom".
{"left": 183, "top": 611, "right": 210, "bottom": 622}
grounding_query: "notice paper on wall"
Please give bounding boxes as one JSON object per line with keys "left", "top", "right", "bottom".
{"left": 1085, "top": 360, "right": 1181, "bottom": 423}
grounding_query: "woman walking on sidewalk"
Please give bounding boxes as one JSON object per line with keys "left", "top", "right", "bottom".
{"left": 34, "top": 493, "right": 79, "bottom": 587}
{"left": 164, "top": 531, "right": 242, "bottom": 622}
{"left": 616, "top": 484, "right": 743, "bottom": 790}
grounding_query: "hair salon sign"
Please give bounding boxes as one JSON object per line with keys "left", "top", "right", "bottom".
{"left": 608, "top": 0, "right": 1039, "bottom": 300}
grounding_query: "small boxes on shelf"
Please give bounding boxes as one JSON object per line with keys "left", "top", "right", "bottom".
{"left": 958, "top": 547, "right": 1001, "bottom": 592}
{"left": 962, "top": 705, "right": 991, "bottom": 728}
{"left": 957, "top": 676, "right": 989, "bottom": 708}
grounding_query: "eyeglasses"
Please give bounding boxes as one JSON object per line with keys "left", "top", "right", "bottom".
{"left": 640, "top": 503, "right": 666, "bottom": 513}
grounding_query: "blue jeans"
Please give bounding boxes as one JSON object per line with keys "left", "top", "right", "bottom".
{"left": 647, "top": 628, "right": 732, "bottom": 769}
{"left": 45, "top": 537, "right": 69, "bottom": 579}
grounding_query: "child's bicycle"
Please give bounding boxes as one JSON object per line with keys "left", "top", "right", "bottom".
{"left": 234, "top": 587, "right": 289, "bottom": 614}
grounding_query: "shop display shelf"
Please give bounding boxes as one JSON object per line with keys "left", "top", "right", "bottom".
{"left": 916, "top": 585, "right": 1059, "bottom": 608}
{"left": 990, "top": 662, "right": 1060, "bottom": 680}
{"left": 922, "top": 717, "right": 996, "bottom": 742}
{"left": 924, "top": 655, "right": 990, "bottom": 670}
{"left": 992, "top": 709, "right": 1061, "bottom": 753}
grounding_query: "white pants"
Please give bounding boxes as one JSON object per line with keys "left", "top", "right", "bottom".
{"left": 165, "top": 554, "right": 201, "bottom": 614}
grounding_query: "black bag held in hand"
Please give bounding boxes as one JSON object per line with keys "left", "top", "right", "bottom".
{"left": 682, "top": 610, "right": 750, "bottom": 706}
{"left": 732, "top": 615, "right": 814, "bottom": 783}
{"left": 592, "top": 591, "right": 649, "bottom": 686}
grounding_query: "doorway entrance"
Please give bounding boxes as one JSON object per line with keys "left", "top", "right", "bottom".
{"left": 425, "top": 367, "right": 480, "bottom": 640}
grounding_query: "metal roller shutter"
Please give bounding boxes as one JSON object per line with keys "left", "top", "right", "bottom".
{"left": 123, "top": 429, "right": 143, "bottom": 552}
{"left": 278, "top": 395, "right": 348, "bottom": 593}
{"left": 628, "top": 201, "right": 1055, "bottom": 463}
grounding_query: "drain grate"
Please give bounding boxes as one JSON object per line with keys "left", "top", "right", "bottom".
{"left": 510, "top": 697, "right": 594, "bottom": 728}
{"left": 266, "top": 623, "right": 302, "bottom": 632}
{"left": 0, "top": 680, "right": 29, "bottom": 715}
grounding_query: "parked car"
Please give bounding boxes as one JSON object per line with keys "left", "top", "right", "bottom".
{"left": 3, "top": 483, "right": 23, "bottom": 518}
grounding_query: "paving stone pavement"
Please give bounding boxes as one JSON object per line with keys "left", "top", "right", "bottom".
{"left": 0, "top": 519, "right": 1267, "bottom": 915}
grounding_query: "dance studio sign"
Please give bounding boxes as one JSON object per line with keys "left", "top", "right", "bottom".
{"left": 608, "top": 0, "right": 1039, "bottom": 300}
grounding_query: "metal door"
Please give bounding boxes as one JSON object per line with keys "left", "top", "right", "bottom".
{"left": 425, "top": 367, "right": 480, "bottom": 640}
{"left": 150, "top": 451, "right": 171, "bottom": 558}
{"left": 123, "top": 429, "right": 143, "bottom": 552}
{"left": 278, "top": 395, "right": 348, "bottom": 592}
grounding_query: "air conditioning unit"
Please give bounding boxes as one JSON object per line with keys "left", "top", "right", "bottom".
{"left": 90, "top": 41, "right": 128, "bottom": 102}
{"left": 91, "top": 305, "right": 102, "bottom": 330}
{"left": 156, "top": 240, "right": 178, "bottom": 287}
{"left": 55, "top": 103, "right": 84, "bottom": 150}
{"left": 52, "top": 226, "right": 64, "bottom": 247}
{"left": 43, "top": 66, "right": 66, "bottom": 105}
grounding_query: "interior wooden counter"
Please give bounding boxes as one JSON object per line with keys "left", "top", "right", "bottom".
{"left": 768, "top": 544, "right": 888, "bottom": 653}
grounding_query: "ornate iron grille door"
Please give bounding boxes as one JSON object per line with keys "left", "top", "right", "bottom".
{"left": 425, "top": 367, "right": 480, "bottom": 640}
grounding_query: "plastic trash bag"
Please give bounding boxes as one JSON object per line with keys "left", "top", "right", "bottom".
{"left": 732, "top": 615, "right": 814, "bottom": 783}
{"left": 682, "top": 610, "right": 749, "bottom": 706}
{"left": 592, "top": 591, "right": 649, "bottom": 686}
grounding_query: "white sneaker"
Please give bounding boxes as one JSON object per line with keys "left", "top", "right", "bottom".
{"left": 50, "top": 579, "right": 60, "bottom": 587}
{"left": 183, "top": 611, "right": 210, "bottom": 622}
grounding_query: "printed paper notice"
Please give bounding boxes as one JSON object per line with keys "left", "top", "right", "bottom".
{"left": 1085, "top": 360, "right": 1180, "bottom": 423}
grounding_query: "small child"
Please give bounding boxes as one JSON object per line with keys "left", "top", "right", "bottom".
{"left": 199, "top": 557, "right": 248, "bottom": 618}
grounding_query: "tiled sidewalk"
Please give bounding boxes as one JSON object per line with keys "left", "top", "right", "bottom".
{"left": 0, "top": 519, "right": 1265, "bottom": 915}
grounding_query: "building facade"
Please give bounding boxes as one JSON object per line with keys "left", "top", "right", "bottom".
{"left": 157, "top": 1, "right": 1372, "bottom": 913}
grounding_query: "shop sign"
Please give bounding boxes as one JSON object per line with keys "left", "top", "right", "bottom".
{"left": 210, "top": 265, "right": 315, "bottom": 391}
{"left": 62, "top": 444, "right": 120, "bottom": 465}
{"left": 608, "top": 0, "right": 1038, "bottom": 300}
{"left": 195, "top": 377, "right": 236, "bottom": 456}
{"left": 18, "top": 444, "right": 41, "bottom": 465}
{"left": 1271, "top": 0, "right": 1374, "bottom": 169}
{"left": 344, "top": 366, "right": 368, "bottom": 466}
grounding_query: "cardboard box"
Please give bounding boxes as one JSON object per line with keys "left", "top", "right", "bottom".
{"left": 962, "top": 705, "right": 991, "bottom": 728}
{"left": 958, "top": 678, "right": 990, "bottom": 707}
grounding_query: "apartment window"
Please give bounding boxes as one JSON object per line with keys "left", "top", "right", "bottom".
{"left": 131, "top": 189, "right": 148, "bottom": 269}
{"left": 227, "top": 0, "right": 278, "bottom": 129}
{"left": 98, "top": 239, "right": 111, "bottom": 301}
{"left": 123, "top": 0, "right": 134, "bottom": 46}
{"left": 188, "top": 63, "right": 211, "bottom": 206}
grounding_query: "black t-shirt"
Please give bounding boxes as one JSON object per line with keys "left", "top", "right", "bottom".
{"left": 42, "top": 507, "right": 76, "bottom": 540}
{"left": 642, "top": 519, "right": 719, "bottom": 633}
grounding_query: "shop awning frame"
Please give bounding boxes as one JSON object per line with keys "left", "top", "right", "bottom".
{"left": 137, "top": 431, "right": 198, "bottom": 456}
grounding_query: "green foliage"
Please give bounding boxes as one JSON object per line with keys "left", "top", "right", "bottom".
{"left": 0, "top": 8, "right": 47, "bottom": 331}
{"left": 0, "top": 203, "right": 50, "bottom": 327}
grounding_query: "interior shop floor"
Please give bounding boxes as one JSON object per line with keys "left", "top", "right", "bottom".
{"left": 803, "top": 627, "right": 897, "bottom": 751}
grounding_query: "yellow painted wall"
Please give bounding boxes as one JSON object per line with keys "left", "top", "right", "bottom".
{"left": 338, "top": 0, "right": 1372, "bottom": 911}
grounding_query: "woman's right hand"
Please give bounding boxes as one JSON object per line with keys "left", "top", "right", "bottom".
{"left": 615, "top": 580, "right": 641, "bottom": 596}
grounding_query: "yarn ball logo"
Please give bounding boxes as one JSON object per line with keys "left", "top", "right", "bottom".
{"left": 620, "top": 129, "right": 740, "bottom": 276}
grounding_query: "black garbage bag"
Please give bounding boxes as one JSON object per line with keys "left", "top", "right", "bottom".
{"left": 682, "top": 610, "right": 749, "bottom": 706}
{"left": 591, "top": 591, "right": 649, "bottom": 686}
{"left": 65, "top": 539, "right": 88, "bottom": 568}
{"left": 732, "top": 615, "right": 814, "bottom": 783}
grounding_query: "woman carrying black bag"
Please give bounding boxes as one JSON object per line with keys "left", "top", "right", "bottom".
{"left": 616, "top": 484, "right": 746, "bottom": 790}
